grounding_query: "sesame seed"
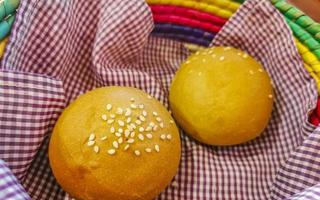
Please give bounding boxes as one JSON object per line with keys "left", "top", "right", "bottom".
{"left": 130, "top": 131, "right": 135, "bottom": 137}
{"left": 126, "top": 117, "right": 132, "bottom": 123}
{"left": 139, "top": 127, "right": 144, "bottom": 132}
{"left": 166, "top": 134, "right": 172, "bottom": 140}
{"left": 147, "top": 95, "right": 152, "bottom": 99}
{"left": 149, "top": 122, "right": 155, "bottom": 127}
{"left": 118, "top": 137, "right": 123, "bottom": 144}
{"left": 159, "top": 122, "right": 164, "bottom": 128}
{"left": 107, "top": 149, "right": 116, "bottom": 155}
{"left": 89, "top": 133, "right": 95, "bottom": 141}
{"left": 185, "top": 60, "right": 191, "bottom": 64}
{"left": 130, "top": 123, "right": 137, "bottom": 129}
{"left": 106, "top": 104, "right": 112, "bottom": 111}
{"left": 131, "top": 104, "right": 137, "bottom": 109}
{"left": 258, "top": 68, "right": 263, "bottom": 72}
{"left": 198, "top": 72, "right": 202, "bottom": 76}
{"left": 202, "top": 59, "right": 206, "bottom": 63}
{"left": 224, "top": 47, "right": 231, "bottom": 51}
{"left": 138, "top": 104, "right": 144, "bottom": 109}
{"left": 127, "top": 124, "right": 133, "bottom": 131}
{"left": 110, "top": 114, "right": 115, "bottom": 118}
{"left": 170, "top": 120, "right": 174, "bottom": 124}
{"left": 142, "top": 110, "right": 147, "bottom": 117}
{"left": 153, "top": 125, "right": 158, "bottom": 131}
{"left": 101, "top": 114, "right": 107, "bottom": 121}
{"left": 237, "top": 52, "right": 242, "bottom": 56}
{"left": 118, "top": 128, "right": 123, "bottom": 133}
{"left": 243, "top": 54, "right": 248, "bottom": 58}
{"left": 145, "top": 148, "right": 152, "bottom": 153}
{"left": 134, "top": 150, "right": 141, "bottom": 156}
{"left": 155, "top": 145, "right": 160, "bottom": 152}
{"left": 107, "top": 119, "right": 114, "bottom": 124}
{"left": 125, "top": 108, "right": 132, "bottom": 117}
{"left": 113, "top": 141, "right": 119, "bottom": 149}
{"left": 195, "top": 52, "right": 200, "bottom": 55}
{"left": 219, "top": 56, "right": 225, "bottom": 61}
{"left": 130, "top": 98, "right": 135, "bottom": 102}
{"left": 110, "top": 127, "right": 115, "bottom": 133}
{"left": 146, "top": 133, "right": 153, "bottom": 139}
{"left": 118, "top": 120, "right": 125, "bottom": 127}
{"left": 127, "top": 138, "right": 135, "bottom": 144}
{"left": 212, "top": 54, "right": 216, "bottom": 58}
{"left": 139, "top": 115, "right": 146, "bottom": 122}
{"left": 138, "top": 134, "right": 144, "bottom": 141}
{"left": 87, "top": 141, "right": 95, "bottom": 146}
{"left": 116, "top": 108, "right": 123, "bottom": 115}
{"left": 160, "top": 134, "right": 166, "bottom": 140}
{"left": 101, "top": 136, "right": 108, "bottom": 141}
{"left": 124, "top": 130, "right": 130, "bottom": 137}
{"left": 124, "top": 144, "right": 130, "bottom": 151}
{"left": 156, "top": 117, "right": 162, "bottom": 122}
{"left": 152, "top": 112, "right": 158, "bottom": 116}
{"left": 145, "top": 126, "right": 152, "bottom": 131}
{"left": 249, "top": 70, "right": 254, "bottom": 75}
{"left": 268, "top": 94, "right": 273, "bottom": 99}
{"left": 93, "top": 145, "right": 100, "bottom": 153}
{"left": 115, "top": 132, "right": 121, "bottom": 137}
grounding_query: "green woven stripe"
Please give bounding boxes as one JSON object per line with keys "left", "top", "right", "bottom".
{"left": 314, "top": 49, "right": 320, "bottom": 59}
{"left": 296, "top": 16, "right": 314, "bottom": 28}
{"left": 231, "top": 0, "right": 320, "bottom": 58}
{"left": 274, "top": 1, "right": 292, "bottom": 12}
{"left": 307, "top": 24, "right": 320, "bottom": 35}
{"left": 284, "top": 7, "right": 304, "bottom": 20}
{"left": 305, "top": 38, "right": 320, "bottom": 51}
{"left": 316, "top": 33, "right": 320, "bottom": 42}
{"left": 286, "top": 17, "right": 320, "bottom": 53}
{"left": 286, "top": 18, "right": 305, "bottom": 37}
{"left": 270, "top": 0, "right": 320, "bottom": 42}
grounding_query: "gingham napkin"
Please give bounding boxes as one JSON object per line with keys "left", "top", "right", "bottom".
{"left": 0, "top": 0, "right": 319, "bottom": 199}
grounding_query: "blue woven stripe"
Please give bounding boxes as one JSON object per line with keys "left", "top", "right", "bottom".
{"left": 152, "top": 23, "right": 214, "bottom": 46}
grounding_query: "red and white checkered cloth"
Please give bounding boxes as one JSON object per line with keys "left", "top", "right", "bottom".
{"left": 0, "top": 0, "right": 320, "bottom": 199}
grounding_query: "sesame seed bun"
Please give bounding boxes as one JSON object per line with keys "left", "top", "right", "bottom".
{"left": 49, "top": 87, "right": 181, "bottom": 200}
{"left": 169, "top": 46, "right": 274, "bottom": 146}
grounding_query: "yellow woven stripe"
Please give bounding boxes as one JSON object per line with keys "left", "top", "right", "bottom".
{"left": 295, "top": 38, "right": 309, "bottom": 54}
{"left": 295, "top": 38, "right": 320, "bottom": 68}
{"left": 0, "top": 37, "right": 8, "bottom": 58}
{"left": 302, "top": 61, "right": 320, "bottom": 90}
{"left": 146, "top": 0, "right": 235, "bottom": 18}
{"left": 295, "top": 38, "right": 320, "bottom": 91}
{"left": 193, "top": 0, "right": 240, "bottom": 12}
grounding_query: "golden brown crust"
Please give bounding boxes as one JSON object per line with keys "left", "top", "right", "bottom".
{"left": 169, "top": 47, "right": 274, "bottom": 146}
{"left": 49, "top": 87, "right": 181, "bottom": 200}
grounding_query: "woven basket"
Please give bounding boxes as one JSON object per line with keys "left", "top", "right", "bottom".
{"left": 3, "top": 0, "right": 319, "bottom": 90}
{"left": 3, "top": 1, "right": 319, "bottom": 87}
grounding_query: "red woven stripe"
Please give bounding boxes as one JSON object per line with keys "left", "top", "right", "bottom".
{"left": 150, "top": 5, "right": 227, "bottom": 26}
{"left": 153, "top": 14, "right": 222, "bottom": 33}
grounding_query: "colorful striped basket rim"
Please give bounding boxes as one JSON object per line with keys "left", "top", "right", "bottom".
{"left": 149, "top": 0, "right": 320, "bottom": 79}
